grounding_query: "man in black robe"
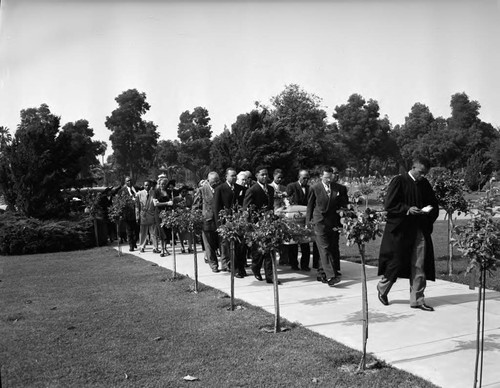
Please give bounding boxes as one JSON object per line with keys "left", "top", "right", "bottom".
{"left": 377, "top": 156, "right": 439, "bottom": 311}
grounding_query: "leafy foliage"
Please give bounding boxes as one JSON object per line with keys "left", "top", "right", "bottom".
{"left": 108, "top": 193, "right": 135, "bottom": 223}
{"left": 431, "top": 171, "right": 469, "bottom": 215}
{"left": 0, "top": 212, "right": 94, "bottom": 255}
{"left": 338, "top": 206, "right": 385, "bottom": 247}
{"left": 245, "top": 209, "right": 312, "bottom": 255}
{"left": 464, "top": 151, "right": 492, "bottom": 191}
{"left": 453, "top": 197, "right": 500, "bottom": 275}
{"left": 160, "top": 206, "right": 204, "bottom": 233}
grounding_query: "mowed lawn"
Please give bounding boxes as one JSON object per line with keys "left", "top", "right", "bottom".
{"left": 340, "top": 218, "right": 500, "bottom": 291}
{"left": 0, "top": 248, "right": 437, "bottom": 388}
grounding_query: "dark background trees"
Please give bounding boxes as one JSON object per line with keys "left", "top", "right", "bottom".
{"left": 2, "top": 85, "right": 499, "bottom": 220}
{"left": 0, "top": 104, "right": 105, "bottom": 218}
{"left": 105, "top": 89, "right": 159, "bottom": 182}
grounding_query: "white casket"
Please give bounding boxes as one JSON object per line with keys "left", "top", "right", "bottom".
{"left": 276, "top": 205, "right": 310, "bottom": 245}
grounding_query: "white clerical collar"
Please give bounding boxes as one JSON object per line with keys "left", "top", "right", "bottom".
{"left": 408, "top": 171, "right": 417, "bottom": 181}
{"left": 227, "top": 181, "right": 234, "bottom": 190}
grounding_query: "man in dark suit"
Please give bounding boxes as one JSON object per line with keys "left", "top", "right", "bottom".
{"left": 243, "top": 166, "right": 276, "bottom": 283}
{"left": 120, "top": 176, "right": 138, "bottom": 251}
{"left": 377, "top": 156, "right": 439, "bottom": 311}
{"left": 306, "top": 166, "right": 348, "bottom": 287}
{"left": 286, "top": 169, "right": 313, "bottom": 270}
{"left": 214, "top": 167, "right": 246, "bottom": 277}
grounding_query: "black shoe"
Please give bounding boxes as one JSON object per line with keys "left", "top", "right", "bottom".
{"left": 129, "top": 247, "right": 134, "bottom": 252}
{"left": 253, "top": 273, "right": 263, "bottom": 281}
{"left": 411, "top": 304, "right": 434, "bottom": 312}
{"left": 301, "top": 267, "right": 311, "bottom": 271}
{"left": 235, "top": 272, "right": 244, "bottom": 278}
{"left": 266, "top": 279, "right": 281, "bottom": 285}
{"left": 212, "top": 268, "right": 220, "bottom": 273}
{"left": 377, "top": 287, "right": 389, "bottom": 306}
{"left": 221, "top": 267, "right": 229, "bottom": 272}
{"left": 238, "top": 270, "right": 247, "bottom": 277}
{"left": 327, "top": 277, "right": 341, "bottom": 287}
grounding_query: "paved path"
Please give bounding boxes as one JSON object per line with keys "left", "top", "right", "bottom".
{"left": 124, "top": 246, "right": 500, "bottom": 388}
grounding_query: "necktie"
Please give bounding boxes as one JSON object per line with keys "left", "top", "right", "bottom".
{"left": 326, "top": 186, "right": 331, "bottom": 196}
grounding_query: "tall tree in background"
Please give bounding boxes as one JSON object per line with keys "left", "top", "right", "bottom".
{"left": 105, "top": 89, "right": 159, "bottom": 181}
{"left": 0, "top": 126, "right": 16, "bottom": 209}
{"left": 177, "top": 107, "right": 212, "bottom": 181}
{"left": 58, "top": 120, "right": 107, "bottom": 187}
{"left": 0, "top": 105, "right": 108, "bottom": 218}
{"left": 333, "top": 94, "right": 394, "bottom": 175}
{"left": 393, "top": 103, "right": 436, "bottom": 169}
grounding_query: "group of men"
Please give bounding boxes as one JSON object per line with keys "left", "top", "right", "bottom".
{"left": 194, "top": 165, "right": 349, "bottom": 287}
{"left": 119, "top": 154, "right": 440, "bottom": 310}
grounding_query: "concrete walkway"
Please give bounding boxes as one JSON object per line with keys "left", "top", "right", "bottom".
{"left": 124, "top": 245, "right": 500, "bottom": 388}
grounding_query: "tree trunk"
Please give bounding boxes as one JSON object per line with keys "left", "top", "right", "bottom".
{"left": 447, "top": 213, "right": 454, "bottom": 276}
{"left": 171, "top": 228, "right": 177, "bottom": 279}
{"left": 93, "top": 218, "right": 99, "bottom": 247}
{"left": 271, "top": 250, "right": 281, "bottom": 333}
{"left": 473, "top": 267, "right": 487, "bottom": 388}
{"left": 116, "top": 223, "right": 121, "bottom": 256}
{"left": 192, "top": 231, "right": 198, "bottom": 293}
{"left": 230, "top": 240, "right": 235, "bottom": 311}
{"left": 357, "top": 243, "right": 369, "bottom": 372}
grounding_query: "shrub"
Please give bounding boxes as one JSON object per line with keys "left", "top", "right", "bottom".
{"left": 0, "top": 212, "right": 95, "bottom": 255}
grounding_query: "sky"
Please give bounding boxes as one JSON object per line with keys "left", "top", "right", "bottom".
{"left": 1, "top": 0, "right": 500, "bottom": 156}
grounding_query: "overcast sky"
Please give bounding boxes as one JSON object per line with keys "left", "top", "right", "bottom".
{"left": 1, "top": 0, "right": 499, "bottom": 152}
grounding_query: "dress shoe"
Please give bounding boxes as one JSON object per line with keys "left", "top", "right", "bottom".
{"left": 411, "top": 304, "right": 434, "bottom": 312}
{"left": 212, "top": 268, "right": 220, "bottom": 273}
{"left": 253, "top": 273, "right": 263, "bottom": 281}
{"left": 152, "top": 248, "right": 161, "bottom": 254}
{"left": 129, "top": 247, "right": 134, "bottom": 252}
{"left": 221, "top": 267, "right": 229, "bottom": 272}
{"left": 266, "top": 279, "right": 281, "bottom": 285}
{"left": 238, "top": 270, "right": 248, "bottom": 277}
{"left": 301, "top": 266, "right": 311, "bottom": 271}
{"left": 235, "top": 272, "right": 244, "bottom": 279}
{"left": 377, "top": 286, "right": 389, "bottom": 306}
{"left": 327, "top": 277, "right": 341, "bottom": 287}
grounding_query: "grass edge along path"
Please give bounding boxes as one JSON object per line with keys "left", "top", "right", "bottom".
{"left": 0, "top": 247, "right": 436, "bottom": 388}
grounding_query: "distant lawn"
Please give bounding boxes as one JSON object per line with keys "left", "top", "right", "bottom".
{"left": 0, "top": 248, "right": 437, "bottom": 388}
{"left": 340, "top": 219, "right": 500, "bottom": 291}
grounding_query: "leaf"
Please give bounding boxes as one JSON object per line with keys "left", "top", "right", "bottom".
{"left": 183, "top": 375, "right": 199, "bottom": 381}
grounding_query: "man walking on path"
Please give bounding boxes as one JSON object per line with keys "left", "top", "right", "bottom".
{"left": 243, "top": 166, "right": 276, "bottom": 284}
{"left": 194, "top": 172, "right": 221, "bottom": 273}
{"left": 136, "top": 180, "right": 159, "bottom": 253}
{"left": 377, "top": 156, "right": 439, "bottom": 311}
{"left": 306, "top": 166, "right": 348, "bottom": 287}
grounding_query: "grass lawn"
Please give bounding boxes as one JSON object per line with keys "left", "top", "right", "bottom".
{"left": 0, "top": 247, "right": 437, "bottom": 388}
{"left": 340, "top": 219, "right": 500, "bottom": 291}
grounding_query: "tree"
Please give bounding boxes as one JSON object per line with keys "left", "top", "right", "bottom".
{"left": 105, "top": 89, "right": 159, "bottom": 181}
{"left": 58, "top": 120, "right": 107, "bottom": 187}
{"left": 333, "top": 94, "right": 395, "bottom": 175}
{"left": 177, "top": 107, "right": 212, "bottom": 180}
{"left": 431, "top": 171, "right": 469, "bottom": 275}
{"left": 392, "top": 103, "right": 435, "bottom": 169}
{"left": 0, "top": 126, "right": 16, "bottom": 209}
{"left": 464, "top": 151, "right": 492, "bottom": 191}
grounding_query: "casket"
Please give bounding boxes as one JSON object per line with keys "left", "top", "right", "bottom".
{"left": 276, "top": 205, "right": 310, "bottom": 244}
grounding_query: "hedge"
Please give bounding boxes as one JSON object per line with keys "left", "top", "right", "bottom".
{"left": 0, "top": 212, "right": 95, "bottom": 255}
